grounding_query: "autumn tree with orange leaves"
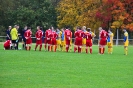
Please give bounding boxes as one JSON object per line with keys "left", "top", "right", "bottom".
{"left": 96, "top": 0, "right": 133, "bottom": 31}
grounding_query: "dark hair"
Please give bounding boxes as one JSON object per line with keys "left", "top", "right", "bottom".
{"left": 28, "top": 27, "right": 31, "bottom": 29}
{"left": 40, "top": 27, "right": 43, "bottom": 30}
{"left": 87, "top": 28, "right": 91, "bottom": 31}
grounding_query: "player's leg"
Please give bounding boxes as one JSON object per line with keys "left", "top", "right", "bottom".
{"left": 48, "top": 40, "right": 51, "bottom": 51}
{"left": 26, "top": 44, "right": 29, "bottom": 50}
{"left": 124, "top": 46, "right": 128, "bottom": 55}
{"left": 85, "top": 40, "right": 88, "bottom": 54}
{"left": 39, "top": 44, "right": 42, "bottom": 51}
{"left": 35, "top": 40, "right": 38, "bottom": 51}
{"left": 98, "top": 40, "right": 101, "bottom": 54}
{"left": 110, "top": 44, "right": 113, "bottom": 54}
{"left": 44, "top": 38, "right": 47, "bottom": 51}
{"left": 39, "top": 40, "right": 42, "bottom": 51}
{"left": 62, "top": 41, "right": 65, "bottom": 51}
{"left": 51, "top": 39, "right": 53, "bottom": 52}
{"left": 85, "top": 45, "right": 88, "bottom": 54}
{"left": 82, "top": 39, "right": 86, "bottom": 53}
{"left": 57, "top": 39, "right": 61, "bottom": 51}
{"left": 29, "top": 39, "right": 32, "bottom": 51}
{"left": 66, "top": 45, "right": 69, "bottom": 52}
{"left": 65, "top": 40, "right": 69, "bottom": 52}
{"left": 54, "top": 39, "right": 57, "bottom": 52}
{"left": 74, "top": 39, "right": 77, "bottom": 53}
{"left": 69, "top": 39, "right": 72, "bottom": 52}
{"left": 89, "top": 42, "right": 92, "bottom": 54}
{"left": 74, "top": 45, "right": 77, "bottom": 53}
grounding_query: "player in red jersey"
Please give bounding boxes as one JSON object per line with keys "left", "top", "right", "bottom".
{"left": 64, "top": 27, "right": 72, "bottom": 52}
{"left": 50, "top": 28, "right": 58, "bottom": 52}
{"left": 98, "top": 27, "right": 108, "bottom": 54}
{"left": 84, "top": 28, "right": 96, "bottom": 54}
{"left": 75, "top": 27, "right": 84, "bottom": 53}
{"left": 3, "top": 40, "right": 12, "bottom": 50}
{"left": 24, "top": 27, "right": 32, "bottom": 51}
{"left": 74, "top": 27, "right": 79, "bottom": 53}
{"left": 44, "top": 27, "right": 52, "bottom": 51}
{"left": 35, "top": 26, "right": 43, "bottom": 51}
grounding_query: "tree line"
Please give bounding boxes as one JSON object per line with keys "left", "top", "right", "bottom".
{"left": 0, "top": 0, "right": 133, "bottom": 38}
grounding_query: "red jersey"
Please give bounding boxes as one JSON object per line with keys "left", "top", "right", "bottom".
{"left": 99, "top": 30, "right": 108, "bottom": 39}
{"left": 24, "top": 30, "right": 32, "bottom": 39}
{"left": 4, "top": 40, "right": 11, "bottom": 47}
{"left": 74, "top": 31, "right": 78, "bottom": 38}
{"left": 50, "top": 31, "right": 58, "bottom": 39}
{"left": 75, "top": 30, "right": 84, "bottom": 38}
{"left": 45, "top": 29, "right": 52, "bottom": 38}
{"left": 35, "top": 29, "right": 43, "bottom": 39}
{"left": 85, "top": 32, "right": 92, "bottom": 40}
{"left": 65, "top": 29, "right": 72, "bottom": 40}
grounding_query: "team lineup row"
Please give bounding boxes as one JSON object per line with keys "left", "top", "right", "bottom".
{"left": 4, "top": 25, "right": 129, "bottom": 55}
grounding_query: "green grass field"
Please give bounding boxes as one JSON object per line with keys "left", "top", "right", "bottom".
{"left": 0, "top": 44, "right": 133, "bottom": 88}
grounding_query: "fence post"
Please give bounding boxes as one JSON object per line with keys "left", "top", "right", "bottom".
{"left": 116, "top": 29, "right": 119, "bottom": 46}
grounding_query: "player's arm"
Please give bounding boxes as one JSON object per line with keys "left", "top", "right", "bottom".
{"left": 124, "top": 33, "right": 127, "bottom": 42}
{"left": 92, "top": 32, "right": 96, "bottom": 38}
{"left": 6, "top": 31, "right": 10, "bottom": 39}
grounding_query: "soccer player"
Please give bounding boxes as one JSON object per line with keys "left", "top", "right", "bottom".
{"left": 75, "top": 27, "right": 84, "bottom": 53}
{"left": 84, "top": 28, "right": 96, "bottom": 54}
{"left": 6, "top": 26, "right": 12, "bottom": 40}
{"left": 61, "top": 28, "right": 65, "bottom": 51}
{"left": 3, "top": 40, "right": 12, "bottom": 50}
{"left": 21, "top": 26, "right": 27, "bottom": 49}
{"left": 74, "top": 27, "right": 79, "bottom": 53}
{"left": 82, "top": 26, "right": 87, "bottom": 52}
{"left": 69, "top": 28, "right": 73, "bottom": 52}
{"left": 98, "top": 27, "right": 108, "bottom": 54}
{"left": 10, "top": 25, "right": 18, "bottom": 50}
{"left": 50, "top": 28, "right": 58, "bottom": 52}
{"left": 44, "top": 27, "right": 52, "bottom": 51}
{"left": 35, "top": 26, "right": 43, "bottom": 51}
{"left": 56, "top": 28, "right": 62, "bottom": 51}
{"left": 107, "top": 29, "right": 114, "bottom": 54}
{"left": 16, "top": 25, "right": 20, "bottom": 50}
{"left": 24, "top": 27, "right": 32, "bottom": 51}
{"left": 64, "top": 27, "right": 72, "bottom": 52}
{"left": 123, "top": 29, "right": 129, "bottom": 55}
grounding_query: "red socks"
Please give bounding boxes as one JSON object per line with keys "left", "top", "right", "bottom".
{"left": 74, "top": 46, "right": 77, "bottom": 52}
{"left": 66, "top": 47, "right": 69, "bottom": 52}
{"left": 78, "top": 47, "right": 81, "bottom": 53}
{"left": 90, "top": 48, "right": 92, "bottom": 54}
{"left": 35, "top": 45, "right": 38, "bottom": 51}
{"left": 86, "top": 48, "right": 88, "bottom": 54}
{"left": 99, "top": 48, "right": 101, "bottom": 54}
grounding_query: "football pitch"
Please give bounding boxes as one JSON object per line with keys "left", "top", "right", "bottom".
{"left": 0, "top": 44, "right": 133, "bottom": 88}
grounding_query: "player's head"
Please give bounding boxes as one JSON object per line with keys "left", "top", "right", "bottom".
{"left": 61, "top": 28, "right": 64, "bottom": 32}
{"left": 50, "top": 26, "right": 54, "bottom": 30}
{"left": 98, "top": 27, "right": 103, "bottom": 31}
{"left": 27, "top": 27, "right": 31, "bottom": 30}
{"left": 14, "top": 25, "right": 18, "bottom": 28}
{"left": 24, "top": 26, "right": 27, "bottom": 30}
{"left": 87, "top": 28, "right": 91, "bottom": 32}
{"left": 82, "top": 26, "right": 86, "bottom": 30}
{"left": 8, "top": 26, "right": 12, "bottom": 30}
{"left": 37, "top": 26, "right": 40, "bottom": 30}
{"left": 123, "top": 28, "right": 127, "bottom": 32}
